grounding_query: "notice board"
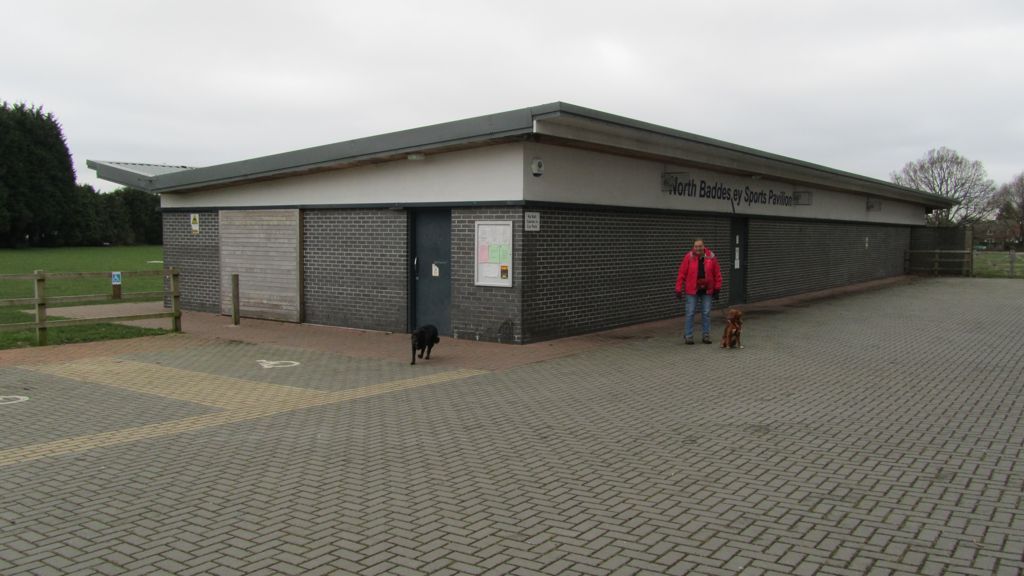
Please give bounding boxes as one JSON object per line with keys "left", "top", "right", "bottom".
{"left": 475, "top": 221, "right": 513, "bottom": 287}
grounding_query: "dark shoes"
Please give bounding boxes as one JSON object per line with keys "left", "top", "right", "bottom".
{"left": 685, "top": 337, "right": 695, "bottom": 345}
{"left": 702, "top": 334, "right": 712, "bottom": 344}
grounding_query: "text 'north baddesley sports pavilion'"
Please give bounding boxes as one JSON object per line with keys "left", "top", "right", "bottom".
{"left": 90, "top": 102, "right": 953, "bottom": 344}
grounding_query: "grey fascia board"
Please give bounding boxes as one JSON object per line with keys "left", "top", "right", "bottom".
{"left": 537, "top": 103, "right": 956, "bottom": 209}
{"left": 150, "top": 107, "right": 544, "bottom": 192}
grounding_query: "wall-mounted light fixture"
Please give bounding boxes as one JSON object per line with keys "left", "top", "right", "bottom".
{"left": 530, "top": 157, "right": 544, "bottom": 177}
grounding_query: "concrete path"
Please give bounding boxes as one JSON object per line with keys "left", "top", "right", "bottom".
{"left": 0, "top": 277, "right": 1021, "bottom": 575}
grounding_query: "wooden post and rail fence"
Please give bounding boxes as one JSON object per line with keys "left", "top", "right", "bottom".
{"left": 0, "top": 268, "right": 181, "bottom": 346}
{"left": 904, "top": 250, "right": 973, "bottom": 276}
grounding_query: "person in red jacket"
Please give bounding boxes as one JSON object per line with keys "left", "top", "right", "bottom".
{"left": 675, "top": 238, "right": 723, "bottom": 344}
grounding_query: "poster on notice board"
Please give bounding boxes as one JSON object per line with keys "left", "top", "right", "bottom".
{"left": 475, "top": 221, "right": 512, "bottom": 287}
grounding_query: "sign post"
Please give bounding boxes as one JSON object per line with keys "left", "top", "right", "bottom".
{"left": 111, "top": 271, "right": 122, "bottom": 300}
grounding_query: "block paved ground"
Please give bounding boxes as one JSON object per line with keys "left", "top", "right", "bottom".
{"left": 0, "top": 277, "right": 1021, "bottom": 575}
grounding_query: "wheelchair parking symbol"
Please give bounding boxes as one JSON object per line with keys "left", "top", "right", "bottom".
{"left": 0, "top": 396, "right": 29, "bottom": 405}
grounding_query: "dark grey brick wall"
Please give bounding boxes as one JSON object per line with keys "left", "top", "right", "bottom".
{"left": 163, "top": 206, "right": 912, "bottom": 343}
{"left": 520, "top": 207, "right": 731, "bottom": 343}
{"left": 451, "top": 207, "right": 524, "bottom": 343}
{"left": 910, "top": 226, "right": 969, "bottom": 251}
{"left": 162, "top": 211, "right": 221, "bottom": 312}
{"left": 908, "top": 226, "right": 971, "bottom": 275}
{"left": 747, "top": 219, "right": 911, "bottom": 302}
{"left": 302, "top": 209, "right": 408, "bottom": 332}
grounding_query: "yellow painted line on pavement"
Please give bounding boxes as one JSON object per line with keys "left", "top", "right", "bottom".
{"left": 1, "top": 363, "right": 486, "bottom": 467}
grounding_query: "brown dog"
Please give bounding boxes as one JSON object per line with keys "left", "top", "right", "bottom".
{"left": 720, "top": 308, "right": 743, "bottom": 349}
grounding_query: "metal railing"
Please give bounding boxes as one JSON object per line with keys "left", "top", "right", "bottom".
{"left": 0, "top": 268, "right": 180, "bottom": 345}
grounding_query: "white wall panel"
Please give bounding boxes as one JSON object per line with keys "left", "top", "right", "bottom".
{"left": 522, "top": 143, "right": 926, "bottom": 226}
{"left": 163, "top": 145, "right": 524, "bottom": 209}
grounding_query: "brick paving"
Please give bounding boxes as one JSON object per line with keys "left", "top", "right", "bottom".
{"left": 1, "top": 277, "right": 1022, "bottom": 575}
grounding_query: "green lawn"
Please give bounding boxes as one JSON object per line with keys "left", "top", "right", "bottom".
{"left": 0, "top": 306, "right": 167, "bottom": 349}
{"left": 0, "top": 245, "right": 169, "bottom": 349}
{"left": 0, "top": 245, "right": 165, "bottom": 299}
{"left": 973, "top": 251, "right": 1023, "bottom": 279}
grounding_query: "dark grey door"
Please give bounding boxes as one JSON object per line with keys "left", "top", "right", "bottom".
{"left": 413, "top": 209, "right": 452, "bottom": 335}
{"left": 729, "top": 218, "right": 748, "bottom": 305}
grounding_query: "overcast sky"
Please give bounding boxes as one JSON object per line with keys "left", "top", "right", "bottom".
{"left": 3, "top": 0, "right": 1022, "bottom": 192}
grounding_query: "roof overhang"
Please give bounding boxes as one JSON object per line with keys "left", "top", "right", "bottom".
{"left": 86, "top": 161, "right": 195, "bottom": 191}
{"left": 89, "top": 102, "right": 956, "bottom": 210}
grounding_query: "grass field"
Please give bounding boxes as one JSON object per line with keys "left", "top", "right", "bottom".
{"left": 0, "top": 245, "right": 168, "bottom": 349}
{"left": 973, "top": 251, "right": 1023, "bottom": 279}
{"left": 0, "top": 245, "right": 165, "bottom": 299}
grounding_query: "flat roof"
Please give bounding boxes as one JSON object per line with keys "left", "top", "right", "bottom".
{"left": 88, "top": 102, "right": 955, "bottom": 209}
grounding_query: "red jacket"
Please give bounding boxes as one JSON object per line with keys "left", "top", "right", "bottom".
{"left": 675, "top": 249, "right": 723, "bottom": 296}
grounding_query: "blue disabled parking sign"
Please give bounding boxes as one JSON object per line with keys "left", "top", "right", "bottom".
{"left": 111, "top": 271, "right": 122, "bottom": 285}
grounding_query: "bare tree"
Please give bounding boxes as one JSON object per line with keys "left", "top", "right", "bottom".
{"left": 992, "top": 172, "right": 1024, "bottom": 247}
{"left": 891, "top": 147, "right": 996, "bottom": 226}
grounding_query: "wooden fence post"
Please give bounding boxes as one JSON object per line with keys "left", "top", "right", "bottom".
{"left": 170, "top": 267, "right": 181, "bottom": 333}
{"left": 34, "top": 270, "right": 47, "bottom": 346}
{"left": 965, "top": 226, "right": 974, "bottom": 277}
{"left": 932, "top": 251, "right": 939, "bottom": 275}
{"left": 231, "top": 273, "right": 240, "bottom": 326}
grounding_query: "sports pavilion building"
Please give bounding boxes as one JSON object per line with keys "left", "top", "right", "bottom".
{"left": 89, "top": 102, "right": 954, "bottom": 344}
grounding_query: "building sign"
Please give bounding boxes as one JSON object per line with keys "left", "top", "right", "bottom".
{"left": 475, "top": 221, "right": 513, "bottom": 287}
{"left": 190, "top": 213, "right": 200, "bottom": 234}
{"left": 662, "top": 172, "right": 804, "bottom": 213}
{"left": 525, "top": 212, "right": 540, "bottom": 231}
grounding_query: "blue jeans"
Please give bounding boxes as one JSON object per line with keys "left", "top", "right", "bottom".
{"left": 685, "top": 293, "right": 712, "bottom": 339}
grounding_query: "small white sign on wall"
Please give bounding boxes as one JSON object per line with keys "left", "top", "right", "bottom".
{"left": 525, "top": 212, "right": 540, "bottom": 232}
{"left": 475, "top": 221, "right": 513, "bottom": 287}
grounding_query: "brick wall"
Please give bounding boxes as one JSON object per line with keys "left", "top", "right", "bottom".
{"left": 451, "top": 207, "right": 524, "bottom": 343}
{"left": 302, "top": 209, "right": 408, "bottom": 332}
{"left": 908, "top": 226, "right": 971, "bottom": 275}
{"left": 162, "top": 211, "right": 221, "bottom": 312}
{"left": 163, "top": 207, "right": 912, "bottom": 342}
{"left": 910, "top": 226, "right": 968, "bottom": 251}
{"left": 520, "top": 207, "right": 731, "bottom": 342}
{"left": 747, "top": 219, "right": 911, "bottom": 302}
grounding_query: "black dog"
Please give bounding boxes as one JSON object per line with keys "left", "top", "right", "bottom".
{"left": 411, "top": 325, "right": 440, "bottom": 365}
